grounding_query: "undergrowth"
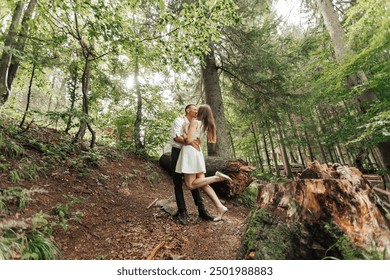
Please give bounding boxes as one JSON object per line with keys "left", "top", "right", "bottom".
{"left": 0, "top": 120, "right": 88, "bottom": 260}
{"left": 0, "top": 189, "right": 84, "bottom": 260}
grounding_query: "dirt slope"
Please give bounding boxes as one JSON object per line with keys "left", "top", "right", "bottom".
{"left": 6, "top": 152, "right": 249, "bottom": 260}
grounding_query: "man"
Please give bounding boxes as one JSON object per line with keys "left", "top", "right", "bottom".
{"left": 171, "top": 104, "right": 215, "bottom": 225}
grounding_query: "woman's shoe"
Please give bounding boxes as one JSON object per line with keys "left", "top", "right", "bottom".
{"left": 213, "top": 206, "right": 228, "bottom": 222}
{"left": 215, "top": 171, "right": 233, "bottom": 182}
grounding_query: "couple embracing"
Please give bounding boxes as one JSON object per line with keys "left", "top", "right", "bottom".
{"left": 170, "top": 104, "right": 231, "bottom": 225}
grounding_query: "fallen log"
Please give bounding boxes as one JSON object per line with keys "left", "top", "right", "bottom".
{"left": 159, "top": 152, "right": 255, "bottom": 197}
{"left": 237, "top": 161, "right": 390, "bottom": 260}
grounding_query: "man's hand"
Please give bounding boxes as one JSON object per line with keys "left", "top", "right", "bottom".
{"left": 190, "top": 138, "right": 201, "bottom": 151}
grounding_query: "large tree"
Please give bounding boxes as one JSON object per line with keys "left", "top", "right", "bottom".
{"left": 202, "top": 43, "right": 230, "bottom": 157}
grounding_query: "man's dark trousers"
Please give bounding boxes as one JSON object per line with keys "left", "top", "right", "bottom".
{"left": 171, "top": 147, "right": 203, "bottom": 213}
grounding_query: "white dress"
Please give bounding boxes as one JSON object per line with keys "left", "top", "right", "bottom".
{"left": 175, "top": 120, "right": 206, "bottom": 174}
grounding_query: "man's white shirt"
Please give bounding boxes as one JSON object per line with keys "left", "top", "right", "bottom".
{"left": 171, "top": 116, "right": 190, "bottom": 149}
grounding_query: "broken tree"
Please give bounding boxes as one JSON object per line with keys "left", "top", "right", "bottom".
{"left": 159, "top": 152, "right": 255, "bottom": 197}
{"left": 238, "top": 161, "right": 390, "bottom": 260}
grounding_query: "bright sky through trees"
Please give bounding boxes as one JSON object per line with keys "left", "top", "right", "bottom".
{"left": 274, "top": 0, "right": 304, "bottom": 26}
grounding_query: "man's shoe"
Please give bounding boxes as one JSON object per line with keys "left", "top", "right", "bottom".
{"left": 177, "top": 211, "right": 189, "bottom": 225}
{"left": 198, "top": 209, "right": 215, "bottom": 221}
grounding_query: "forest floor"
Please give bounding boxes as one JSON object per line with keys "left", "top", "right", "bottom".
{"left": 0, "top": 125, "right": 251, "bottom": 260}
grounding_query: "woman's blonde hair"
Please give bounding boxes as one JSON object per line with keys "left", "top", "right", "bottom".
{"left": 197, "top": 104, "right": 216, "bottom": 143}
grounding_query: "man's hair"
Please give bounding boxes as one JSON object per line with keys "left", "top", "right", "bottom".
{"left": 185, "top": 104, "right": 196, "bottom": 113}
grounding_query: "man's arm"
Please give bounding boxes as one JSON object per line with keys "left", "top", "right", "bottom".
{"left": 172, "top": 118, "right": 200, "bottom": 150}
{"left": 174, "top": 134, "right": 201, "bottom": 149}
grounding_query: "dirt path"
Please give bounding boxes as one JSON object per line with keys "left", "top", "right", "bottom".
{"left": 28, "top": 154, "right": 250, "bottom": 260}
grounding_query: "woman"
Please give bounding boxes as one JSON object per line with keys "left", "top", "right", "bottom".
{"left": 175, "top": 104, "right": 231, "bottom": 221}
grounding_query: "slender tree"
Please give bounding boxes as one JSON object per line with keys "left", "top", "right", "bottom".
{"left": 6, "top": 0, "right": 38, "bottom": 93}
{"left": 0, "top": 1, "right": 25, "bottom": 105}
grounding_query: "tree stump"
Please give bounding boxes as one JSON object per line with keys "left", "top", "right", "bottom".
{"left": 159, "top": 152, "right": 255, "bottom": 197}
{"left": 238, "top": 161, "right": 390, "bottom": 260}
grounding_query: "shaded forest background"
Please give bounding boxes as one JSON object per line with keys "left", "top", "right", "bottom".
{"left": 0, "top": 0, "right": 389, "bottom": 260}
{"left": 1, "top": 0, "right": 389, "bottom": 177}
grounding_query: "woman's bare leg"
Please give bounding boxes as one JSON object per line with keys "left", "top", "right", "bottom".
{"left": 184, "top": 173, "right": 223, "bottom": 190}
{"left": 201, "top": 185, "right": 228, "bottom": 221}
{"left": 201, "top": 184, "right": 223, "bottom": 208}
{"left": 184, "top": 173, "right": 229, "bottom": 221}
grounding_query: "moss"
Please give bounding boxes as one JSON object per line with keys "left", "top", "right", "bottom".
{"left": 237, "top": 208, "right": 309, "bottom": 260}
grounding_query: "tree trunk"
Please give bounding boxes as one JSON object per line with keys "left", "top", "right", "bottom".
{"left": 316, "top": 0, "right": 348, "bottom": 61}
{"left": 237, "top": 161, "right": 390, "bottom": 259}
{"left": 0, "top": 1, "right": 25, "bottom": 105}
{"left": 159, "top": 152, "right": 254, "bottom": 197}
{"left": 228, "top": 129, "right": 236, "bottom": 158}
{"left": 287, "top": 113, "right": 306, "bottom": 168}
{"left": 134, "top": 55, "right": 144, "bottom": 152}
{"left": 266, "top": 120, "right": 279, "bottom": 177}
{"left": 74, "top": 56, "right": 96, "bottom": 148}
{"left": 65, "top": 64, "right": 78, "bottom": 134}
{"left": 250, "top": 122, "right": 264, "bottom": 172}
{"left": 202, "top": 42, "right": 230, "bottom": 157}
{"left": 262, "top": 128, "right": 272, "bottom": 173}
{"left": 7, "top": 0, "right": 38, "bottom": 91}
{"left": 276, "top": 117, "right": 292, "bottom": 178}
{"left": 19, "top": 62, "right": 36, "bottom": 128}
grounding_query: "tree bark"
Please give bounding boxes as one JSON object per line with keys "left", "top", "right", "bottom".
{"left": 250, "top": 122, "right": 264, "bottom": 172}
{"left": 0, "top": 1, "right": 25, "bottom": 105}
{"left": 316, "top": 0, "right": 348, "bottom": 61}
{"left": 262, "top": 127, "right": 272, "bottom": 173}
{"left": 202, "top": 42, "right": 230, "bottom": 157}
{"left": 266, "top": 120, "right": 280, "bottom": 177}
{"left": 7, "top": 0, "right": 38, "bottom": 91}
{"left": 276, "top": 117, "right": 292, "bottom": 178}
{"left": 74, "top": 54, "right": 95, "bottom": 148}
{"left": 237, "top": 161, "right": 390, "bottom": 259}
{"left": 19, "top": 62, "right": 36, "bottom": 128}
{"left": 134, "top": 55, "right": 144, "bottom": 152}
{"left": 65, "top": 64, "right": 79, "bottom": 134}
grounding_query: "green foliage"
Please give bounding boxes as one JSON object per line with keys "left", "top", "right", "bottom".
{"left": 239, "top": 208, "right": 306, "bottom": 260}
{"left": 53, "top": 195, "right": 84, "bottom": 232}
{"left": 323, "top": 223, "right": 358, "bottom": 260}
{"left": 0, "top": 229, "right": 23, "bottom": 260}
{"left": 290, "top": 0, "right": 390, "bottom": 151}
{"left": 0, "top": 194, "right": 83, "bottom": 260}
{"left": 0, "top": 207, "right": 61, "bottom": 260}
{"left": 0, "top": 225, "right": 60, "bottom": 260}
{"left": 238, "top": 183, "right": 259, "bottom": 208}
{"left": 32, "top": 211, "right": 55, "bottom": 236}
{"left": 119, "top": 170, "right": 140, "bottom": 181}
{"left": 146, "top": 171, "right": 159, "bottom": 187}
{"left": 8, "top": 159, "right": 46, "bottom": 183}
{"left": 0, "top": 187, "right": 45, "bottom": 212}
{"left": 21, "top": 232, "right": 60, "bottom": 260}
{"left": 251, "top": 170, "right": 290, "bottom": 184}
{"left": 322, "top": 223, "right": 388, "bottom": 260}
{"left": 68, "top": 149, "right": 105, "bottom": 176}
{"left": 0, "top": 131, "right": 24, "bottom": 159}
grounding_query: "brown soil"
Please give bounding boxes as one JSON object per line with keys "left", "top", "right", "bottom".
{"left": 1, "top": 127, "right": 250, "bottom": 260}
